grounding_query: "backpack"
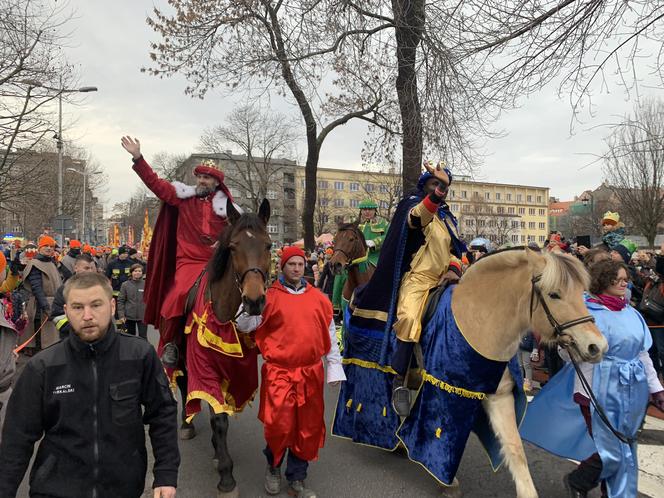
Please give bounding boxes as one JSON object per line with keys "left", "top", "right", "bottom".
{"left": 638, "top": 281, "right": 664, "bottom": 323}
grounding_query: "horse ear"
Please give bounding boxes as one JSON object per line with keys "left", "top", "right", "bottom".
{"left": 258, "top": 198, "right": 271, "bottom": 225}
{"left": 226, "top": 200, "right": 241, "bottom": 226}
{"left": 525, "top": 247, "right": 546, "bottom": 272}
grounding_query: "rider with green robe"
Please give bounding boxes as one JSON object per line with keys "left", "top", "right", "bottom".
{"left": 332, "top": 199, "right": 389, "bottom": 316}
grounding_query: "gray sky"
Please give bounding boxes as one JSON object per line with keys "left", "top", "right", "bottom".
{"left": 61, "top": 1, "right": 664, "bottom": 211}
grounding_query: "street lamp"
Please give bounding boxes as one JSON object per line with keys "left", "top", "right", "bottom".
{"left": 20, "top": 78, "right": 98, "bottom": 244}
{"left": 67, "top": 167, "right": 101, "bottom": 242}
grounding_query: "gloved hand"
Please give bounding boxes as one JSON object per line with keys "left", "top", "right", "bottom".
{"left": 9, "top": 252, "right": 24, "bottom": 275}
{"left": 651, "top": 390, "right": 664, "bottom": 412}
{"left": 530, "top": 349, "right": 540, "bottom": 362}
{"left": 366, "top": 240, "right": 376, "bottom": 249}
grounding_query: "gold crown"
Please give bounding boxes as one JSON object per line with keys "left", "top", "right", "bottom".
{"left": 199, "top": 159, "right": 220, "bottom": 170}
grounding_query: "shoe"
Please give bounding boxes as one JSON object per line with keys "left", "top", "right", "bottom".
{"left": 563, "top": 474, "right": 588, "bottom": 498}
{"left": 160, "top": 342, "right": 179, "bottom": 368}
{"left": 264, "top": 465, "right": 281, "bottom": 495}
{"left": 392, "top": 384, "right": 411, "bottom": 417}
{"left": 288, "top": 480, "right": 316, "bottom": 498}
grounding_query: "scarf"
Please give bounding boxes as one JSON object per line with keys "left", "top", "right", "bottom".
{"left": 587, "top": 293, "right": 627, "bottom": 312}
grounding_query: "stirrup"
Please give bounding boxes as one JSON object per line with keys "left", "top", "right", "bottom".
{"left": 160, "top": 342, "right": 179, "bottom": 369}
{"left": 392, "top": 385, "right": 412, "bottom": 417}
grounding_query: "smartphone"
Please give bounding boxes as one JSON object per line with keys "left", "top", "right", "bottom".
{"left": 575, "top": 235, "right": 591, "bottom": 248}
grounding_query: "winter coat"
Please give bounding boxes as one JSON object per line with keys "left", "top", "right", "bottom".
{"left": 118, "top": 279, "right": 146, "bottom": 321}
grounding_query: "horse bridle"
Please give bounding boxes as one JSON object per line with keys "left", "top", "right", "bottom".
{"left": 234, "top": 267, "right": 269, "bottom": 291}
{"left": 333, "top": 227, "right": 367, "bottom": 269}
{"left": 530, "top": 274, "right": 636, "bottom": 445}
{"left": 529, "top": 275, "right": 595, "bottom": 339}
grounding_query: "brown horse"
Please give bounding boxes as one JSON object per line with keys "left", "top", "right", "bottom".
{"left": 329, "top": 223, "right": 375, "bottom": 304}
{"left": 183, "top": 199, "right": 272, "bottom": 498}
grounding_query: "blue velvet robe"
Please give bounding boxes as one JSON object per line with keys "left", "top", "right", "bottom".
{"left": 334, "top": 286, "right": 526, "bottom": 485}
{"left": 520, "top": 299, "right": 652, "bottom": 497}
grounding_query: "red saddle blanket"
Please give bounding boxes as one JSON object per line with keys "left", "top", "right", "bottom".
{"left": 184, "top": 274, "right": 259, "bottom": 421}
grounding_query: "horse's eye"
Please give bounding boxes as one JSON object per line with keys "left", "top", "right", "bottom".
{"left": 548, "top": 292, "right": 561, "bottom": 300}
{"left": 266, "top": 243, "right": 273, "bottom": 251}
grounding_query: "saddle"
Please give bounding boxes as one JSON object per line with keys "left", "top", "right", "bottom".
{"left": 184, "top": 269, "right": 207, "bottom": 317}
{"left": 421, "top": 283, "right": 450, "bottom": 327}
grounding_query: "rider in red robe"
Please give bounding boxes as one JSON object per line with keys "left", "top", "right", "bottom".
{"left": 121, "top": 136, "right": 237, "bottom": 366}
{"left": 237, "top": 246, "right": 345, "bottom": 497}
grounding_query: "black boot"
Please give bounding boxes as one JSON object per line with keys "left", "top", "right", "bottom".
{"left": 161, "top": 342, "right": 179, "bottom": 368}
{"left": 563, "top": 474, "right": 588, "bottom": 498}
{"left": 392, "top": 375, "right": 411, "bottom": 417}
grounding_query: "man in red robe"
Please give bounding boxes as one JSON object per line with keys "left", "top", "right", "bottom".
{"left": 121, "top": 136, "right": 238, "bottom": 366}
{"left": 237, "top": 246, "right": 345, "bottom": 498}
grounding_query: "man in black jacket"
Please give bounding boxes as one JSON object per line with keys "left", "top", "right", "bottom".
{"left": 51, "top": 253, "right": 97, "bottom": 340}
{"left": 0, "top": 272, "right": 179, "bottom": 498}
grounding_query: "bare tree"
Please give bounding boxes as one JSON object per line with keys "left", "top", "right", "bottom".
{"left": 150, "top": 151, "right": 188, "bottom": 182}
{"left": 0, "top": 0, "right": 75, "bottom": 205}
{"left": 603, "top": 98, "right": 664, "bottom": 247}
{"left": 199, "top": 105, "right": 298, "bottom": 213}
{"left": 458, "top": 194, "right": 519, "bottom": 246}
{"left": 145, "top": 1, "right": 392, "bottom": 249}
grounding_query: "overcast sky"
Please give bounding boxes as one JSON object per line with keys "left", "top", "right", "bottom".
{"left": 61, "top": 1, "right": 664, "bottom": 211}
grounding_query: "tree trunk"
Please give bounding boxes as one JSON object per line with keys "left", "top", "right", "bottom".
{"left": 302, "top": 134, "right": 320, "bottom": 250}
{"left": 392, "top": 0, "right": 425, "bottom": 193}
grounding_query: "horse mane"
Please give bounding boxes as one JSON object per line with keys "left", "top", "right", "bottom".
{"left": 539, "top": 251, "right": 590, "bottom": 292}
{"left": 464, "top": 246, "right": 589, "bottom": 292}
{"left": 208, "top": 213, "right": 267, "bottom": 283}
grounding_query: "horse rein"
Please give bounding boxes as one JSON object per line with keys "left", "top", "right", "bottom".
{"left": 333, "top": 227, "right": 368, "bottom": 269}
{"left": 530, "top": 275, "right": 636, "bottom": 445}
{"left": 235, "top": 267, "right": 269, "bottom": 291}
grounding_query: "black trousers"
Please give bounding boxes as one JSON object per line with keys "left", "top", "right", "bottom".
{"left": 264, "top": 446, "right": 308, "bottom": 482}
{"left": 125, "top": 320, "right": 147, "bottom": 340}
{"left": 568, "top": 404, "right": 608, "bottom": 497}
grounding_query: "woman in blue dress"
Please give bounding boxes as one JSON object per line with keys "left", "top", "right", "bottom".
{"left": 521, "top": 259, "right": 664, "bottom": 498}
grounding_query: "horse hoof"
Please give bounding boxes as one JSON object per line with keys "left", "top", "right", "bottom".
{"left": 217, "top": 486, "right": 239, "bottom": 498}
{"left": 180, "top": 425, "right": 196, "bottom": 440}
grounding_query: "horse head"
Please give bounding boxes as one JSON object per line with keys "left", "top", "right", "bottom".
{"left": 330, "top": 223, "right": 367, "bottom": 275}
{"left": 526, "top": 249, "right": 608, "bottom": 363}
{"left": 209, "top": 199, "right": 272, "bottom": 318}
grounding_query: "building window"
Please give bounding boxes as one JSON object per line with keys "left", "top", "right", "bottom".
{"left": 506, "top": 193, "right": 512, "bottom": 201}
{"left": 319, "top": 198, "right": 328, "bottom": 207}
{"left": 300, "top": 179, "right": 305, "bottom": 188}
{"left": 267, "top": 190, "right": 278, "bottom": 200}
{"left": 465, "top": 219, "right": 474, "bottom": 226}
{"left": 478, "top": 219, "right": 485, "bottom": 227}
{"left": 508, "top": 207, "right": 515, "bottom": 214}
{"left": 451, "top": 204, "right": 459, "bottom": 211}
{"left": 267, "top": 224, "right": 279, "bottom": 234}
{"left": 512, "top": 221, "right": 519, "bottom": 229}
{"left": 521, "top": 235, "right": 526, "bottom": 243}
{"left": 350, "top": 182, "right": 360, "bottom": 191}
{"left": 520, "top": 221, "right": 526, "bottom": 229}
{"left": 283, "top": 173, "right": 294, "bottom": 183}
{"left": 528, "top": 234, "right": 535, "bottom": 242}
{"left": 350, "top": 199, "right": 359, "bottom": 208}
{"left": 334, "top": 181, "right": 344, "bottom": 190}
{"left": 496, "top": 206, "right": 504, "bottom": 214}
{"left": 380, "top": 200, "right": 388, "bottom": 209}
{"left": 511, "top": 234, "right": 519, "bottom": 243}
{"left": 529, "top": 208, "right": 535, "bottom": 215}
{"left": 334, "top": 198, "right": 344, "bottom": 208}
{"left": 528, "top": 222, "right": 536, "bottom": 229}
{"left": 462, "top": 204, "right": 470, "bottom": 212}
{"left": 318, "top": 180, "right": 328, "bottom": 189}
{"left": 539, "top": 208, "right": 545, "bottom": 216}
{"left": 461, "top": 191, "right": 467, "bottom": 198}
{"left": 539, "top": 222, "right": 546, "bottom": 230}
{"left": 517, "top": 194, "right": 522, "bottom": 202}
{"left": 229, "top": 188, "right": 241, "bottom": 197}
{"left": 527, "top": 195, "right": 533, "bottom": 202}
{"left": 450, "top": 190, "right": 455, "bottom": 198}
{"left": 334, "top": 215, "right": 344, "bottom": 224}
{"left": 365, "top": 183, "right": 375, "bottom": 192}
{"left": 473, "top": 191, "right": 480, "bottom": 198}
{"left": 322, "top": 215, "right": 329, "bottom": 223}
{"left": 272, "top": 209, "right": 282, "bottom": 217}
{"left": 487, "top": 220, "right": 496, "bottom": 228}
{"left": 518, "top": 207, "right": 525, "bottom": 215}
{"left": 485, "top": 192, "right": 491, "bottom": 200}
{"left": 380, "top": 184, "right": 388, "bottom": 193}
{"left": 284, "top": 223, "right": 291, "bottom": 233}
{"left": 495, "top": 192, "right": 501, "bottom": 200}
{"left": 537, "top": 196, "right": 543, "bottom": 203}
{"left": 539, "top": 235, "right": 546, "bottom": 242}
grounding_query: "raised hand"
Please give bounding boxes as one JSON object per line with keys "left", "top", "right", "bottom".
{"left": 121, "top": 136, "right": 142, "bottom": 160}
{"left": 423, "top": 160, "right": 450, "bottom": 188}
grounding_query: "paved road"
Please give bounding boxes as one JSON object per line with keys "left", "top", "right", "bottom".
{"left": 16, "top": 326, "right": 661, "bottom": 497}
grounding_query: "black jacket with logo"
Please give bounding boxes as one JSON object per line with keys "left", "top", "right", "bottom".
{"left": 105, "top": 257, "right": 134, "bottom": 294}
{"left": 0, "top": 327, "right": 179, "bottom": 497}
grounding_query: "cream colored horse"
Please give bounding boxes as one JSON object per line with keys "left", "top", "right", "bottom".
{"left": 450, "top": 248, "right": 607, "bottom": 498}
